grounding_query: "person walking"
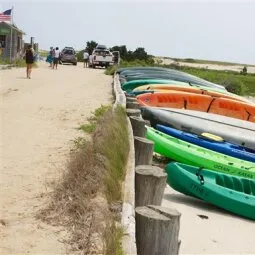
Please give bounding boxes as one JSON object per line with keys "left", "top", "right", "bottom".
{"left": 52, "top": 47, "right": 60, "bottom": 70}
{"left": 83, "top": 50, "right": 89, "bottom": 68}
{"left": 25, "top": 45, "right": 34, "bottom": 79}
{"left": 46, "top": 46, "right": 54, "bottom": 67}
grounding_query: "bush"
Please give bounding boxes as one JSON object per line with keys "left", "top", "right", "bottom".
{"left": 76, "top": 50, "right": 84, "bottom": 62}
{"left": 222, "top": 77, "right": 247, "bottom": 96}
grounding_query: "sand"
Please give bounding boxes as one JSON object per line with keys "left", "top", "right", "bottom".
{"left": 162, "top": 183, "right": 255, "bottom": 254}
{"left": 0, "top": 62, "right": 112, "bottom": 254}
{"left": 158, "top": 58, "right": 255, "bottom": 74}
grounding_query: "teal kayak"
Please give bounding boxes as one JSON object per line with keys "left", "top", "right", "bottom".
{"left": 146, "top": 126, "right": 255, "bottom": 179}
{"left": 165, "top": 162, "right": 255, "bottom": 220}
{"left": 122, "top": 79, "right": 191, "bottom": 92}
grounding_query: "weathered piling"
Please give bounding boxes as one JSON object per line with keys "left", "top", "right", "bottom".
{"left": 134, "top": 136, "right": 154, "bottom": 166}
{"left": 135, "top": 165, "right": 167, "bottom": 207}
{"left": 129, "top": 116, "right": 147, "bottom": 137}
{"left": 136, "top": 205, "right": 181, "bottom": 255}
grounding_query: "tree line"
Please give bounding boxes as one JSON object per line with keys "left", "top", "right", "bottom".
{"left": 77, "top": 40, "right": 154, "bottom": 64}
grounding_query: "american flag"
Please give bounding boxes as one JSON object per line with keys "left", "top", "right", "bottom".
{"left": 0, "top": 9, "right": 12, "bottom": 22}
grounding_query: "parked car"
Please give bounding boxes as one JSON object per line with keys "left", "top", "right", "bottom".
{"left": 95, "top": 44, "right": 107, "bottom": 50}
{"left": 59, "top": 48, "right": 77, "bottom": 65}
{"left": 89, "top": 49, "right": 114, "bottom": 68}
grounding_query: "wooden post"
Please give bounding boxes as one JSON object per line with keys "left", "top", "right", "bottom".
{"left": 126, "top": 97, "right": 137, "bottom": 103}
{"left": 136, "top": 205, "right": 181, "bottom": 255}
{"left": 135, "top": 165, "right": 167, "bottom": 207}
{"left": 134, "top": 137, "right": 154, "bottom": 166}
{"left": 126, "top": 109, "right": 141, "bottom": 117}
{"left": 126, "top": 101, "right": 140, "bottom": 109}
{"left": 129, "top": 116, "right": 146, "bottom": 137}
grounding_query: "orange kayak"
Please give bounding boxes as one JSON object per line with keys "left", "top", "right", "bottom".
{"left": 136, "top": 92, "right": 255, "bottom": 122}
{"left": 133, "top": 84, "right": 250, "bottom": 103}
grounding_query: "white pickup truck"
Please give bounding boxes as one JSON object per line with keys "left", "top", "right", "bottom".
{"left": 89, "top": 49, "right": 114, "bottom": 68}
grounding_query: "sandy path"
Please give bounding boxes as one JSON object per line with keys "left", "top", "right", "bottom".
{"left": 0, "top": 62, "right": 112, "bottom": 254}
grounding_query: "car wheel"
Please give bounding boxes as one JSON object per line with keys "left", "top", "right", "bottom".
{"left": 73, "top": 63, "right": 77, "bottom": 66}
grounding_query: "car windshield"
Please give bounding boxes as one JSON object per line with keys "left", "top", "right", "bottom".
{"left": 63, "top": 50, "right": 74, "bottom": 55}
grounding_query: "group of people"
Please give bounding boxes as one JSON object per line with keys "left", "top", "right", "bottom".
{"left": 46, "top": 47, "right": 60, "bottom": 69}
{"left": 25, "top": 46, "right": 91, "bottom": 79}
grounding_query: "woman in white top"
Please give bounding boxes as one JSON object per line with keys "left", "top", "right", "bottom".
{"left": 53, "top": 47, "right": 60, "bottom": 70}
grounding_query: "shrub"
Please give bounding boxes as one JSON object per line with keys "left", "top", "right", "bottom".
{"left": 222, "top": 77, "right": 247, "bottom": 96}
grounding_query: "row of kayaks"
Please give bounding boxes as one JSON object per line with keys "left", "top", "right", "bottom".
{"left": 119, "top": 66, "right": 255, "bottom": 220}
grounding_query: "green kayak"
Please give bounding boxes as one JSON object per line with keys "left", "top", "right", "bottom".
{"left": 146, "top": 127, "right": 255, "bottom": 179}
{"left": 121, "top": 79, "right": 187, "bottom": 92}
{"left": 165, "top": 162, "right": 255, "bottom": 220}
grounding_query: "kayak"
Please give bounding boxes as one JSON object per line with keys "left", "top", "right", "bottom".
{"left": 121, "top": 79, "right": 187, "bottom": 91}
{"left": 146, "top": 126, "right": 255, "bottom": 179}
{"left": 141, "top": 107, "right": 255, "bottom": 149}
{"left": 156, "top": 124, "right": 255, "bottom": 163}
{"left": 118, "top": 67, "right": 225, "bottom": 91}
{"left": 122, "top": 74, "right": 226, "bottom": 90}
{"left": 165, "top": 162, "right": 255, "bottom": 220}
{"left": 132, "top": 84, "right": 250, "bottom": 103}
{"left": 137, "top": 92, "right": 255, "bottom": 122}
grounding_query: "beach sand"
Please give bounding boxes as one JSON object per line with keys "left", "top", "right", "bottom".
{"left": 0, "top": 62, "right": 112, "bottom": 254}
{"left": 162, "top": 184, "right": 255, "bottom": 254}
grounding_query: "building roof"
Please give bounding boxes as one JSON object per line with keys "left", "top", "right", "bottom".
{"left": 0, "top": 22, "right": 26, "bottom": 35}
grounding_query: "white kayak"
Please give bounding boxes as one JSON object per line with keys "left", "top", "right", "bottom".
{"left": 141, "top": 107, "right": 255, "bottom": 149}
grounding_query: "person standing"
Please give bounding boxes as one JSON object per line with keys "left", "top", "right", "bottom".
{"left": 52, "top": 47, "right": 60, "bottom": 70}
{"left": 83, "top": 50, "right": 89, "bottom": 68}
{"left": 46, "top": 46, "right": 54, "bottom": 67}
{"left": 25, "top": 45, "right": 34, "bottom": 79}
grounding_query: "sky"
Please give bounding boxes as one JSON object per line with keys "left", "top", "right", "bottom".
{"left": 1, "top": 0, "right": 255, "bottom": 64}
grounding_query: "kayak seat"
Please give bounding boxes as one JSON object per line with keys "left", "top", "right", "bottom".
{"left": 215, "top": 174, "right": 255, "bottom": 195}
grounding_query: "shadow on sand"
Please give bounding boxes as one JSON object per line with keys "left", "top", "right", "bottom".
{"left": 16, "top": 76, "right": 28, "bottom": 79}
{"left": 163, "top": 193, "right": 253, "bottom": 222}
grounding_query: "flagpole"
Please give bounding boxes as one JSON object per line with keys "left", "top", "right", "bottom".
{"left": 9, "top": 6, "right": 14, "bottom": 62}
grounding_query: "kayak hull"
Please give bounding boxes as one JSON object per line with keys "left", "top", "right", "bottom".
{"left": 156, "top": 124, "right": 255, "bottom": 163}
{"left": 141, "top": 107, "right": 255, "bottom": 150}
{"left": 146, "top": 126, "right": 255, "bottom": 179}
{"left": 165, "top": 162, "right": 255, "bottom": 220}
{"left": 137, "top": 92, "right": 255, "bottom": 122}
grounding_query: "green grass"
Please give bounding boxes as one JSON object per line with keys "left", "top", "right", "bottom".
{"left": 38, "top": 49, "right": 49, "bottom": 58}
{"left": 0, "top": 58, "right": 37, "bottom": 68}
{"left": 104, "top": 224, "right": 124, "bottom": 255}
{"left": 94, "top": 106, "right": 129, "bottom": 202}
{"left": 79, "top": 123, "right": 96, "bottom": 133}
{"left": 79, "top": 104, "right": 112, "bottom": 134}
{"left": 181, "top": 67, "right": 255, "bottom": 95}
{"left": 39, "top": 104, "right": 129, "bottom": 254}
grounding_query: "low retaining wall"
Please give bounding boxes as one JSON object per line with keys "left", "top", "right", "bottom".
{"left": 113, "top": 73, "right": 137, "bottom": 254}
{"left": 113, "top": 73, "right": 181, "bottom": 255}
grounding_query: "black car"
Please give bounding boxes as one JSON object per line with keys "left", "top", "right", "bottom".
{"left": 59, "top": 48, "right": 77, "bottom": 65}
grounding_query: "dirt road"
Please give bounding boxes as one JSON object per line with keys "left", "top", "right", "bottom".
{"left": 0, "top": 62, "right": 112, "bottom": 254}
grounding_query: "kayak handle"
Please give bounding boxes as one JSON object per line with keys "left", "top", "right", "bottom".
{"left": 196, "top": 168, "right": 205, "bottom": 185}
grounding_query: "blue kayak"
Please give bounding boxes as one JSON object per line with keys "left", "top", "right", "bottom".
{"left": 156, "top": 124, "right": 255, "bottom": 163}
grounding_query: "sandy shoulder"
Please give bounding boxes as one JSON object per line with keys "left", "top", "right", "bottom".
{"left": 162, "top": 185, "right": 255, "bottom": 254}
{"left": 0, "top": 62, "right": 112, "bottom": 254}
